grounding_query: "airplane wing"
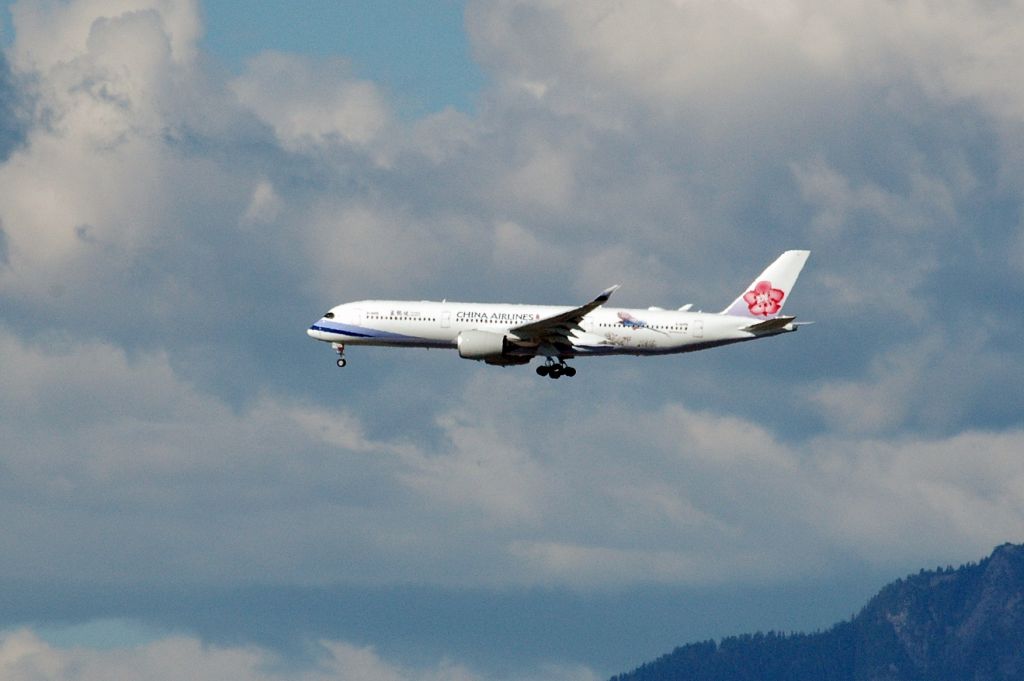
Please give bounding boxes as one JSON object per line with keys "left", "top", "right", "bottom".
{"left": 510, "top": 285, "right": 620, "bottom": 350}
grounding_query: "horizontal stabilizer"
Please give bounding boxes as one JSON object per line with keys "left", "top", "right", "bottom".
{"left": 743, "top": 315, "right": 797, "bottom": 333}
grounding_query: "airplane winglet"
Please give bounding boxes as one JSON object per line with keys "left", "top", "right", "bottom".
{"left": 510, "top": 284, "right": 620, "bottom": 343}
{"left": 596, "top": 284, "right": 620, "bottom": 304}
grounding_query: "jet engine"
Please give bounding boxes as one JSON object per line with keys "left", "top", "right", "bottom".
{"left": 457, "top": 330, "right": 530, "bottom": 365}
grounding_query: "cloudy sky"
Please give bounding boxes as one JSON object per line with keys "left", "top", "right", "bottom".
{"left": 2, "top": 0, "right": 1024, "bottom": 679}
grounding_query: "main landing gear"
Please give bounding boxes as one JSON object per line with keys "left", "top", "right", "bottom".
{"left": 536, "top": 358, "right": 576, "bottom": 379}
{"left": 332, "top": 342, "right": 347, "bottom": 368}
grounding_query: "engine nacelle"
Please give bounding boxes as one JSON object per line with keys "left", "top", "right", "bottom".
{"left": 457, "top": 329, "right": 510, "bottom": 361}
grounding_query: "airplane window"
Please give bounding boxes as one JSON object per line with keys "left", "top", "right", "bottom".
{"left": 324, "top": 312, "right": 335, "bottom": 319}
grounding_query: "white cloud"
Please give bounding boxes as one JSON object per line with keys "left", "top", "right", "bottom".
{"left": 230, "top": 52, "right": 391, "bottom": 151}
{"left": 2, "top": 0, "right": 1023, "bottom": 675}
{"left": 811, "top": 339, "right": 938, "bottom": 434}
{"left": 508, "top": 541, "right": 702, "bottom": 587}
{"left": 0, "top": 0, "right": 1021, "bottom": 601}
{"left": 2, "top": 324, "right": 1021, "bottom": 589}
{"left": 498, "top": 143, "right": 577, "bottom": 212}
{"left": 491, "top": 220, "right": 564, "bottom": 275}
{"left": 468, "top": 0, "right": 1024, "bottom": 123}
{"left": 880, "top": 0, "right": 1024, "bottom": 123}
{"left": 791, "top": 156, "right": 960, "bottom": 239}
{"left": 0, "top": 0, "right": 255, "bottom": 307}
{"left": 302, "top": 201, "right": 456, "bottom": 296}
{"left": 469, "top": 0, "right": 847, "bottom": 127}
{"left": 0, "top": 328, "right": 410, "bottom": 583}
{"left": 808, "top": 429, "right": 1024, "bottom": 561}
{"left": 8, "top": 0, "right": 201, "bottom": 74}
{"left": 241, "top": 179, "right": 283, "bottom": 226}
{"left": 573, "top": 245, "right": 675, "bottom": 303}
{"left": 0, "top": 629, "right": 496, "bottom": 681}
{"left": 399, "top": 410, "right": 553, "bottom": 524}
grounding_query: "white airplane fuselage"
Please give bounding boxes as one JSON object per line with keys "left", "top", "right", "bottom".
{"left": 307, "top": 250, "right": 810, "bottom": 377}
{"left": 307, "top": 302, "right": 783, "bottom": 356}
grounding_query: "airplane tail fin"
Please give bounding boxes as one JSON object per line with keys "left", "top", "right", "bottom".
{"left": 720, "top": 250, "right": 810, "bottom": 319}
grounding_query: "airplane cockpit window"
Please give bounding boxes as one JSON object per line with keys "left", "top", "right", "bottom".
{"left": 324, "top": 312, "right": 335, "bottom": 319}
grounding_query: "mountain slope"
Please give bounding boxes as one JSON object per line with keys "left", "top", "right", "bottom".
{"left": 611, "top": 543, "right": 1024, "bottom": 681}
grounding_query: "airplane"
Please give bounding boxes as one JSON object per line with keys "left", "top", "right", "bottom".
{"left": 307, "top": 250, "right": 810, "bottom": 379}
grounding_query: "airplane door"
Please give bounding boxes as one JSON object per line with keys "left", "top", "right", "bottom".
{"left": 693, "top": 320, "right": 703, "bottom": 339}
{"left": 441, "top": 312, "right": 451, "bottom": 328}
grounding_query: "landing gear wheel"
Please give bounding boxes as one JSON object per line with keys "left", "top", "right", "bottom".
{"left": 538, "top": 358, "right": 575, "bottom": 379}
{"left": 332, "top": 343, "right": 347, "bottom": 368}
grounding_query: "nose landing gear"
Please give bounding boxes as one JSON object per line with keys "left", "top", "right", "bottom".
{"left": 332, "top": 342, "right": 347, "bottom": 368}
{"left": 536, "top": 358, "right": 576, "bottom": 379}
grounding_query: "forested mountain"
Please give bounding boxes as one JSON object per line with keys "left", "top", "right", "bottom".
{"left": 611, "top": 543, "right": 1024, "bottom": 681}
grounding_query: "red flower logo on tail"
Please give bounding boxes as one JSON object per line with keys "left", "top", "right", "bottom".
{"left": 743, "top": 281, "right": 785, "bottom": 317}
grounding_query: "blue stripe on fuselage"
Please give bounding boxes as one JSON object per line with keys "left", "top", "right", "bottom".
{"left": 310, "top": 321, "right": 429, "bottom": 343}
{"left": 309, "top": 323, "right": 376, "bottom": 339}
